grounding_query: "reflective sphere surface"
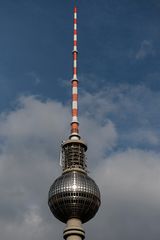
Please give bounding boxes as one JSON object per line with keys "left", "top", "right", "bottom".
{"left": 48, "top": 171, "right": 101, "bottom": 223}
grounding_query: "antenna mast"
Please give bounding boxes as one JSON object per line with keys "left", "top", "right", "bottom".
{"left": 70, "top": 5, "right": 79, "bottom": 139}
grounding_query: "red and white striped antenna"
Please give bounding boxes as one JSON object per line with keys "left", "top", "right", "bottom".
{"left": 70, "top": 4, "right": 80, "bottom": 140}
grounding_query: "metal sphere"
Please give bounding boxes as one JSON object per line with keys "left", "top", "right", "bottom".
{"left": 48, "top": 171, "right": 101, "bottom": 223}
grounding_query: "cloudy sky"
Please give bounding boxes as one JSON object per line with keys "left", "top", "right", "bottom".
{"left": 0, "top": 0, "right": 160, "bottom": 240}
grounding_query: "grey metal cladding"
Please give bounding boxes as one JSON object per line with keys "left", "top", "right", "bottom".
{"left": 48, "top": 171, "right": 101, "bottom": 223}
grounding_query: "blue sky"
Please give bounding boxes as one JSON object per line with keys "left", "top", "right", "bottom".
{"left": 0, "top": 0, "right": 160, "bottom": 108}
{"left": 1, "top": 1, "right": 160, "bottom": 240}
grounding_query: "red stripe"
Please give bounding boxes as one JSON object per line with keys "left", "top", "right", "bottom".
{"left": 73, "top": 52, "right": 77, "bottom": 60}
{"left": 72, "top": 94, "right": 78, "bottom": 101}
{"left": 74, "top": 29, "right": 77, "bottom": 35}
{"left": 73, "top": 68, "right": 77, "bottom": 75}
{"left": 72, "top": 109, "right": 78, "bottom": 116}
{"left": 72, "top": 128, "right": 78, "bottom": 133}
{"left": 74, "top": 19, "right": 77, "bottom": 24}
{"left": 74, "top": 7, "right": 77, "bottom": 13}
{"left": 74, "top": 40, "right": 77, "bottom": 46}
{"left": 71, "top": 123, "right": 79, "bottom": 133}
{"left": 72, "top": 81, "right": 78, "bottom": 87}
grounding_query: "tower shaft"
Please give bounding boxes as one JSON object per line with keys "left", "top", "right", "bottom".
{"left": 63, "top": 218, "right": 85, "bottom": 240}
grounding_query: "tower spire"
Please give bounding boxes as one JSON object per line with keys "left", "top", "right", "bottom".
{"left": 71, "top": 5, "right": 79, "bottom": 139}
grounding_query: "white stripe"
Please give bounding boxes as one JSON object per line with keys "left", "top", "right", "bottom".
{"left": 72, "top": 101, "right": 77, "bottom": 109}
{"left": 72, "top": 116, "right": 78, "bottom": 122}
{"left": 74, "top": 13, "right": 77, "bottom": 18}
{"left": 73, "top": 60, "right": 77, "bottom": 68}
{"left": 73, "top": 87, "right": 77, "bottom": 94}
{"left": 74, "top": 35, "right": 77, "bottom": 41}
{"left": 74, "top": 24, "right": 77, "bottom": 30}
{"left": 73, "top": 74, "right": 77, "bottom": 79}
{"left": 73, "top": 46, "right": 77, "bottom": 51}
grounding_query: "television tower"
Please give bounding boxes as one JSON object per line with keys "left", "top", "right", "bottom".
{"left": 48, "top": 4, "right": 101, "bottom": 240}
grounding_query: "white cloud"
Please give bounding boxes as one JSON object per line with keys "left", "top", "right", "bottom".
{"left": 80, "top": 117, "right": 117, "bottom": 168}
{"left": 0, "top": 95, "right": 117, "bottom": 240}
{"left": 26, "top": 72, "right": 41, "bottom": 85}
{"left": 0, "top": 85, "right": 160, "bottom": 240}
{"left": 88, "top": 149, "right": 160, "bottom": 240}
{"left": 80, "top": 84, "right": 160, "bottom": 149}
{"left": 124, "top": 129, "right": 159, "bottom": 146}
{"left": 135, "top": 40, "right": 155, "bottom": 60}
